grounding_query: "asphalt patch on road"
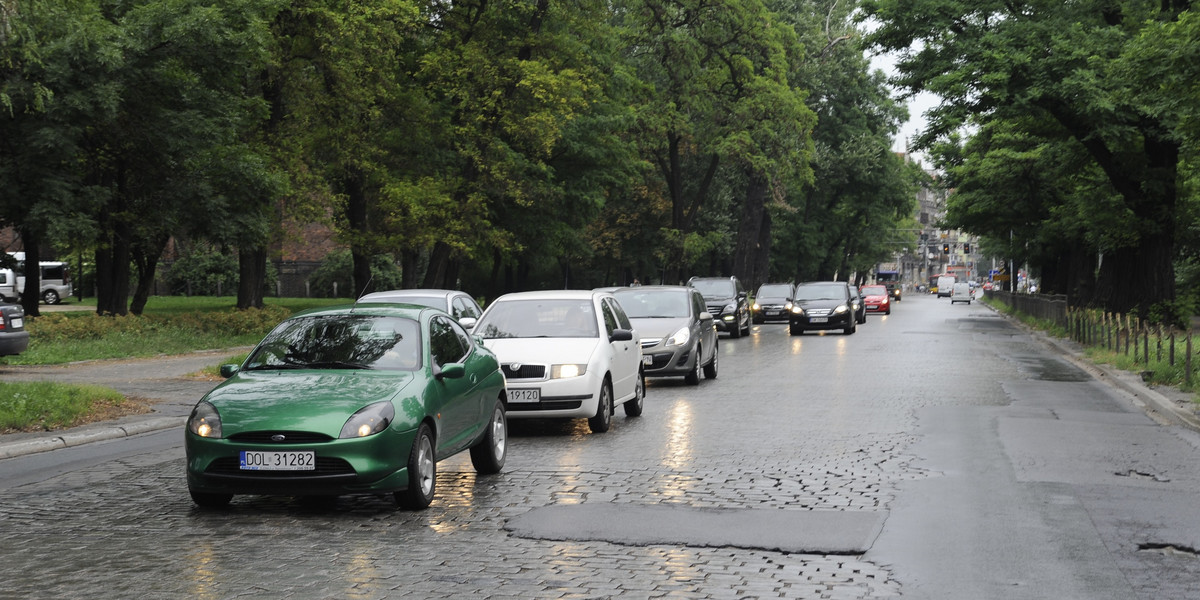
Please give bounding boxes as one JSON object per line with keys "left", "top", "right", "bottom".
{"left": 505, "top": 504, "right": 885, "bottom": 554}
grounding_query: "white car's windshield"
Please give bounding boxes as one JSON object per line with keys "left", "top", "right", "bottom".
{"left": 476, "top": 299, "right": 599, "bottom": 338}
{"left": 614, "top": 290, "right": 689, "bottom": 318}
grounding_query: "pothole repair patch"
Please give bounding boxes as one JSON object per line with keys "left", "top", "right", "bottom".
{"left": 505, "top": 504, "right": 886, "bottom": 554}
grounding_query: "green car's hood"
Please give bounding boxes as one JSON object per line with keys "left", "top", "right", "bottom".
{"left": 202, "top": 370, "right": 417, "bottom": 438}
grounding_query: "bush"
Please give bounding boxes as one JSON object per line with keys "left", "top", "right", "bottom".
{"left": 165, "top": 248, "right": 238, "bottom": 296}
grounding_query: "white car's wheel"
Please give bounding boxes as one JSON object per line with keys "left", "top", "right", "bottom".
{"left": 623, "top": 372, "right": 644, "bottom": 417}
{"left": 588, "top": 380, "right": 613, "bottom": 433}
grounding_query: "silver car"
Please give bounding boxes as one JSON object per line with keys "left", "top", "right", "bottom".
{"left": 357, "top": 288, "right": 484, "bottom": 329}
{"left": 613, "top": 285, "right": 717, "bottom": 385}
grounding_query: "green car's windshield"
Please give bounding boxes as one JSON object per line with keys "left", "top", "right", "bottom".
{"left": 613, "top": 290, "right": 690, "bottom": 318}
{"left": 475, "top": 299, "right": 599, "bottom": 338}
{"left": 244, "top": 315, "right": 421, "bottom": 371}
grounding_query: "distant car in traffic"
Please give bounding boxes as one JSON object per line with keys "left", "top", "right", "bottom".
{"left": 612, "top": 285, "right": 717, "bottom": 385}
{"left": 184, "top": 303, "right": 508, "bottom": 509}
{"left": 850, "top": 286, "right": 867, "bottom": 324}
{"left": 0, "top": 302, "right": 29, "bottom": 356}
{"left": 752, "top": 283, "right": 794, "bottom": 324}
{"left": 951, "top": 282, "right": 974, "bottom": 304}
{"left": 473, "top": 289, "right": 644, "bottom": 433}
{"left": 358, "top": 288, "right": 484, "bottom": 329}
{"left": 687, "top": 276, "right": 751, "bottom": 338}
{"left": 860, "top": 284, "right": 891, "bottom": 315}
{"left": 789, "top": 281, "right": 857, "bottom": 335}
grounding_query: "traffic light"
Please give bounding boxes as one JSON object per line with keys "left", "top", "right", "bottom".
{"left": 963, "top": 243, "right": 970, "bottom": 253}
{"left": 942, "top": 243, "right": 950, "bottom": 254}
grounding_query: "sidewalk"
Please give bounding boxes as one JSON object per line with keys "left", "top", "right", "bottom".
{"left": 0, "top": 347, "right": 251, "bottom": 459}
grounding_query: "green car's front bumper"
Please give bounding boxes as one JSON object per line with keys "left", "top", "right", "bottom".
{"left": 185, "top": 426, "right": 418, "bottom": 497}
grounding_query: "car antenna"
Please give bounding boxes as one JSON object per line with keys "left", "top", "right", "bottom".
{"left": 350, "top": 273, "right": 375, "bottom": 313}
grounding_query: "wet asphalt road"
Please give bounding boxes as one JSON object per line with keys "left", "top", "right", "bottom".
{"left": 1, "top": 295, "right": 1198, "bottom": 599}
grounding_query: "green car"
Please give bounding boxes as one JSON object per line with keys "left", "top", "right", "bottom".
{"left": 185, "top": 303, "right": 508, "bottom": 509}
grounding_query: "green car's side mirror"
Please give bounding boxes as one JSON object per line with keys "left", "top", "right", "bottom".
{"left": 219, "top": 364, "right": 240, "bottom": 378}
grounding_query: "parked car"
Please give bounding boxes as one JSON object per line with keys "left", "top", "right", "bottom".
{"left": 751, "top": 283, "right": 794, "bottom": 324}
{"left": 860, "top": 284, "right": 891, "bottom": 315}
{"left": 789, "top": 281, "right": 857, "bottom": 335}
{"left": 184, "top": 303, "right": 508, "bottom": 509}
{"left": 0, "top": 302, "right": 29, "bottom": 356}
{"left": 612, "top": 285, "right": 717, "bottom": 385}
{"left": 4, "top": 253, "right": 73, "bottom": 304}
{"left": 358, "top": 288, "right": 484, "bottom": 328}
{"left": 687, "top": 276, "right": 750, "bottom": 338}
{"left": 473, "top": 289, "right": 644, "bottom": 433}
{"left": 850, "top": 286, "right": 867, "bottom": 324}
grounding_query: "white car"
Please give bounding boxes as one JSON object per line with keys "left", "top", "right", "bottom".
{"left": 473, "top": 289, "right": 645, "bottom": 433}
{"left": 357, "top": 288, "right": 484, "bottom": 329}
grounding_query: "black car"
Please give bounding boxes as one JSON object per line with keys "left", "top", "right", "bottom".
{"left": 752, "top": 283, "right": 794, "bottom": 324}
{"left": 789, "top": 282, "right": 857, "bottom": 335}
{"left": 0, "top": 302, "right": 29, "bottom": 356}
{"left": 687, "top": 276, "right": 751, "bottom": 338}
{"left": 850, "top": 287, "right": 867, "bottom": 324}
{"left": 613, "top": 286, "right": 718, "bottom": 385}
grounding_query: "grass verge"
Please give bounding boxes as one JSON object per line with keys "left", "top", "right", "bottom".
{"left": 0, "top": 381, "right": 150, "bottom": 433}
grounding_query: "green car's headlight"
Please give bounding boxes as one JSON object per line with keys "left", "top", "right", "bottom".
{"left": 188, "top": 401, "right": 223, "bottom": 439}
{"left": 340, "top": 401, "right": 396, "bottom": 438}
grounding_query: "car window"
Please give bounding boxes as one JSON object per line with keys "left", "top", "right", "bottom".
{"left": 757, "top": 284, "right": 792, "bottom": 298}
{"left": 613, "top": 290, "right": 689, "bottom": 318}
{"left": 475, "top": 299, "right": 599, "bottom": 338}
{"left": 794, "top": 284, "right": 848, "bottom": 301}
{"left": 605, "top": 297, "right": 633, "bottom": 329}
{"left": 690, "top": 279, "right": 736, "bottom": 298}
{"left": 430, "top": 315, "right": 468, "bottom": 367}
{"left": 452, "top": 296, "right": 481, "bottom": 320}
{"left": 600, "top": 299, "right": 620, "bottom": 336}
{"left": 245, "top": 315, "right": 420, "bottom": 371}
{"left": 862, "top": 286, "right": 887, "bottom": 295}
{"left": 692, "top": 291, "right": 706, "bottom": 317}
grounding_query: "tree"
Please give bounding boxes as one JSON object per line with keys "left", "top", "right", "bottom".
{"left": 862, "top": 0, "right": 1194, "bottom": 319}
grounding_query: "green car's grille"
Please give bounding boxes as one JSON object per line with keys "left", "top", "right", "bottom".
{"left": 206, "top": 456, "right": 355, "bottom": 476}
{"left": 227, "top": 431, "right": 334, "bottom": 444}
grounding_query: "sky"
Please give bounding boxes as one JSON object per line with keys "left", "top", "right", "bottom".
{"left": 868, "top": 49, "right": 938, "bottom": 162}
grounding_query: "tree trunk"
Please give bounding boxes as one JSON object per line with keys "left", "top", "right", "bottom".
{"left": 237, "top": 246, "right": 267, "bottom": 309}
{"left": 17, "top": 227, "right": 40, "bottom": 317}
{"left": 94, "top": 206, "right": 132, "bottom": 317}
{"left": 733, "top": 173, "right": 768, "bottom": 289}
{"left": 341, "top": 169, "right": 374, "bottom": 298}
{"left": 129, "top": 234, "right": 168, "bottom": 315}
{"left": 423, "top": 241, "right": 453, "bottom": 289}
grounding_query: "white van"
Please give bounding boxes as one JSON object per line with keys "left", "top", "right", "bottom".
{"left": 936, "top": 275, "right": 956, "bottom": 298}
{"left": 6, "top": 253, "right": 73, "bottom": 304}
{"left": 950, "top": 282, "right": 974, "bottom": 304}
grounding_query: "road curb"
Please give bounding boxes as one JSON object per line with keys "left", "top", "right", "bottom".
{"left": 0, "top": 416, "right": 185, "bottom": 460}
{"left": 985, "top": 303, "right": 1200, "bottom": 433}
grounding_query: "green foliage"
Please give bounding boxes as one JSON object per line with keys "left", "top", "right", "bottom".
{"left": 165, "top": 250, "right": 239, "bottom": 296}
{"left": 0, "top": 382, "right": 129, "bottom": 432}
{"left": 307, "top": 249, "right": 402, "bottom": 298}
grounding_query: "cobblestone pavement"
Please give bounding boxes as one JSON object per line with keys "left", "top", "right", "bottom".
{"left": 0, "top": 297, "right": 1186, "bottom": 599}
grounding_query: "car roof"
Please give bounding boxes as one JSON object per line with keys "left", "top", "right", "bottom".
{"left": 291, "top": 303, "right": 434, "bottom": 320}
{"left": 612, "top": 285, "right": 690, "bottom": 293}
{"left": 359, "top": 289, "right": 460, "bottom": 301}
{"left": 492, "top": 289, "right": 608, "bottom": 302}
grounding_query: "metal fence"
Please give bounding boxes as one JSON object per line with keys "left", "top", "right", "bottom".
{"left": 985, "top": 290, "right": 1068, "bottom": 329}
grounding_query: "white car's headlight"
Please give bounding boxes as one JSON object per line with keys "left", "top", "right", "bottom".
{"left": 666, "top": 326, "right": 691, "bottom": 348}
{"left": 551, "top": 364, "right": 587, "bottom": 379}
{"left": 340, "top": 401, "right": 395, "bottom": 438}
{"left": 188, "top": 401, "right": 223, "bottom": 439}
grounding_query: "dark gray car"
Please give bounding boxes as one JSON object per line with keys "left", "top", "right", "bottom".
{"left": 0, "top": 302, "right": 29, "bottom": 356}
{"left": 687, "top": 276, "right": 750, "bottom": 338}
{"left": 789, "top": 281, "right": 857, "bottom": 335}
{"left": 613, "top": 286, "right": 718, "bottom": 385}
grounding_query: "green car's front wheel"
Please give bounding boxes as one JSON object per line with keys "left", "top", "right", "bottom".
{"left": 190, "top": 490, "right": 232, "bottom": 508}
{"left": 397, "top": 424, "right": 436, "bottom": 510}
{"left": 470, "top": 400, "right": 507, "bottom": 474}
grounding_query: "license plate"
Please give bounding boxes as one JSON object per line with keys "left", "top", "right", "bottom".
{"left": 239, "top": 450, "right": 315, "bottom": 471}
{"left": 766, "top": 310, "right": 780, "bottom": 316}
{"left": 507, "top": 388, "right": 541, "bottom": 403}
{"left": 642, "top": 355, "right": 653, "bottom": 366}
{"left": 810, "top": 317, "right": 828, "bottom": 323}
{"left": 9, "top": 317, "right": 21, "bottom": 328}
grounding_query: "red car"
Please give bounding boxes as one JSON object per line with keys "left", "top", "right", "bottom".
{"left": 859, "top": 285, "right": 891, "bottom": 315}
